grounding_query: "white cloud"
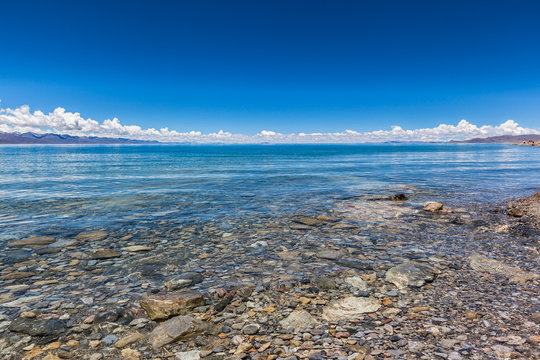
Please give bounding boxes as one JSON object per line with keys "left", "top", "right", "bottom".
{"left": 0, "top": 103, "right": 538, "bottom": 143}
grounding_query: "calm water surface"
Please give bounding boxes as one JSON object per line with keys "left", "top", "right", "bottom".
{"left": 0, "top": 144, "right": 539, "bottom": 241}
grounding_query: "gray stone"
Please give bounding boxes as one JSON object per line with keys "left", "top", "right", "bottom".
{"left": 102, "top": 334, "right": 119, "bottom": 346}
{"left": 9, "top": 318, "right": 66, "bottom": 337}
{"left": 385, "top": 261, "right": 437, "bottom": 289}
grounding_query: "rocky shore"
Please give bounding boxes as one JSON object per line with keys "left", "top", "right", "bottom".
{"left": 0, "top": 191, "right": 539, "bottom": 360}
{"left": 507, "top": 191, "right": 540, "bottom": 229}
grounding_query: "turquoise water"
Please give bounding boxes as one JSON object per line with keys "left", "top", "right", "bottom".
{"left": 0, "top": 144, "right": 539, "bottom": 240}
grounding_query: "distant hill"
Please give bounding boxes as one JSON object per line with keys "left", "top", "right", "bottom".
{"left": 449, "top": 134, "right": 540, "bottom": 143}
{"left": 0, "top": 132, "right": 158, "bottom": 144}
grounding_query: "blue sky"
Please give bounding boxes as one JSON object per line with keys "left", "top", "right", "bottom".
{"left": 0, "top": 0, "right": 539, "bottom": 140}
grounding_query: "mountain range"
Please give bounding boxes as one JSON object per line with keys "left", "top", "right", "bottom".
{"left": 448, "top": 134, "right": 540, "bottom": 143}
{"left": 0, "top": 132, "right": 157, "bottom": 144}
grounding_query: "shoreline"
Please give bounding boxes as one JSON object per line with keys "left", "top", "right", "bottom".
{"left": 0, "top": 191, "right": 539, "bottom": 360}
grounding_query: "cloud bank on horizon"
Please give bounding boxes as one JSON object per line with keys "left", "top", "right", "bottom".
{"left": 0, "top": 103, "right": 538, "bottom": 144}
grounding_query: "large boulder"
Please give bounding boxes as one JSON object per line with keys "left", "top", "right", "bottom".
{"left": 385, "top": 262, "right": 437, "bottom": 289}
{"left": 140, "top": 291, "right": 205, "bottom": 320}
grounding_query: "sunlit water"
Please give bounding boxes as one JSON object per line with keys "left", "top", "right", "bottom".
{"left": 0, "top": 144, "right": 539, "bottom": 242}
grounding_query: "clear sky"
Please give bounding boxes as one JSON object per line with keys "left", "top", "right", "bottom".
{"left": 0, "top": 0, "right": 539, "bottom": 139}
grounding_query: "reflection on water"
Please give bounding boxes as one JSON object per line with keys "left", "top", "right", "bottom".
{"left": 0, "top": 144, "right": 539, "bottom": 238}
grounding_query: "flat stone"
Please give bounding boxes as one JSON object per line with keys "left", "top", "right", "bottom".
{"left": 75, "top": 231, "right": 108, "bottom": 242}
{"left": 322, "top": 297, "right": 380, "bottom": 321}
{"left": 91, "top": 249, "right": 121, "bottom": 259}
{"left": 3, "top": 272, "right": 36, "bottom": 281}
{"left": 292, "top": 216, "right": 323, "bottom": 226}
{"left": 122, "top": 245, "right": 152, "bottom": 252}
{"left": 276, "top": 250, "right": 300, "bottom": 260}
{"left": 279, "top": 310, "right": 319, "bottom": 331}
{"left": 140, "top": 291, "right": 205, "bottom": 320}
{"left": 7, "top": 236, "right": 56, "bottom": 248}
{"left": 115, "top": 332, "right": 144, "bottom": 348}
{"left": 176, "top": 350, "right": 201, "bottom": 360}
{"left": 149, "top": 315, "right": 210, "bottom": 349}
{"left": 385, "top": 261, "right": 437, "bottom": 289}
{"left": 242, "top": 323, "right": 260, "bottom": 335}
{"left": 9, "top": 318, "right": 66, "bottom": 337}
{"left": 469, "top": 253, "right": 539, "bottom": 283}
{"left": 316, "top": 249, "right": 346, "bottom": 260}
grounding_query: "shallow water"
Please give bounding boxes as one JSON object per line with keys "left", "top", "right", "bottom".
{"left": 0, "top": 143, "right": 539, "bottom": 241}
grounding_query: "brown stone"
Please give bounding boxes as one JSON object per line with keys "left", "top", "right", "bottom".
{"left": 7, "top": 236, "right": 56, "bottom": 248}
{"left": 140, "top": 291, "right": 205, "bottom": 320}
{"left": 149, "top": 315, "right": 210, "bottom": 349}
{"left": 3, "top": 272, "right": 36, "bottom": 280}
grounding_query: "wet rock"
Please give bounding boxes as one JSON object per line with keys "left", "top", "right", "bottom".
{"left": 424, "top": 201, "right": 444, "bottom": 211}
{"left": 469, "top": 252, "right": 539, "bottom": 282}
{"left": 390, "top": 193, "right": 408, "bottom": 201}
{"left": 91, "top": 249, "right": 121, "bottom": 259}
{"left": 345, "top": 276, "right": 369, "bottom": 292}
{"left": 122, "top": 245, "right": 152, "bottom": 252}
{"left": 322, "top": 297, "right": 380, "bottom": 321}
{"left": 279, "top": 310, "right": 319, "bottom": 331}
{"left": 292, "top": 216, "right": 323, "bottom": 226}
{"left": 75, "top": 231, "right": 108, "bottom": 242}
{"left": 140, "top": 291, "right": 205, "bottom": 320}
{"left": 316, "top": 249, "right": 346, "bottom": 260}
{"left": 149, "top": 315, "right": 210, "bottom": 349}
{"left": 333, "top": 258, "right": 373, "bottom": 270}
{"left": 385, "top": 261, "right": 437, "bottom": 289}
{"left": 176, "top": 351, "right": 200, "bottom": 360}
{"left": 7, "top": 236, "right": 56, "bottom": 248}
{"left": 507, "top": 191, "right": 540, "bottom": 226}
{"left": 3, "top": 271, "right": 36, "bottom": 281}
{"left": 242, "top": 323, "right": 260, "bottom": 335}
{"left": 9, "top": 318, "right": 66, "bottom": 337}
{"left": 164, "top": 272, "right": 204, "bottom": 291}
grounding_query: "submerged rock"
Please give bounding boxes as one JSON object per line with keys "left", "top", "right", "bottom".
{"left": 91, "top": 249, "right": 121, "bottom": 259}
{"left": 469, "top": 253, "right": 539, "bottom": 283}
{"left": 7, "top": 236, "right": 56, "bottom": 248}
{"left": 75, "top": 231, "right": 108, "bottom": 242}
{"left": 424, "top": 201, "right": 444, "bottom": 212}
{"left": 279, "top": 310, "right": 319, "bottom": 331}
{"left": 292, "top": 216, "right": 323, "bottom": 226}
{"left": 385, "top": 262, "right": 437, "bottom": 289}
{"left": 390, "top": 193, "right": 408, "bottom": 201}
{"left": 322, "top": 297, "right": 380, "bottom": 321}
{"left": 164, "top": 272, "right": 204, "bottom": 291}
{"left": 149, "top": 315, "right": 210, "bottom": 349}
{"left": 140, "top": 291, "right": 205, "bottom": 320}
